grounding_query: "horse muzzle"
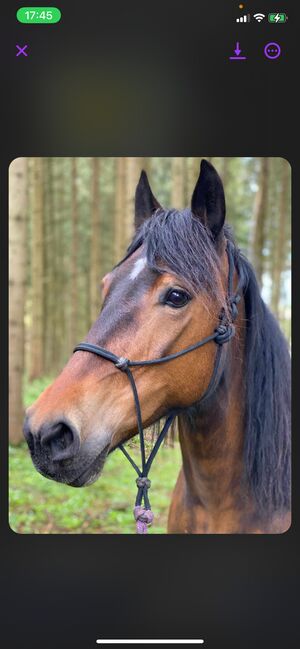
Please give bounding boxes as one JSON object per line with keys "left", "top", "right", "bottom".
{"left": 23, "top": 414, "right": 109, "bottom": 487}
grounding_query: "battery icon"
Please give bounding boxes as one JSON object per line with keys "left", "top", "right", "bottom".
{"left": 268, "top": 13, "right": 288, "bottom": 23}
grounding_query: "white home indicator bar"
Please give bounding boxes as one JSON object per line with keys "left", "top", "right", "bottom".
{"left": 96, "top": 641, "right": 204, "bottom": 645}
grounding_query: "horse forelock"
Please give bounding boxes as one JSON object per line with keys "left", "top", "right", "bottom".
{"left": 123, "top": 208, "right": 225, "bottom": 297}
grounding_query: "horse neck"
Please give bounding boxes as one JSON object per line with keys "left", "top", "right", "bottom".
{"left": 178, "top": 327, "right": 247, "bottom": 517}
{"left": 172, "top": 253, "right": 291, "bottom": 533}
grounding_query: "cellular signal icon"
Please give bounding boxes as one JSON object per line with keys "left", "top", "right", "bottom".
{"left": 236, "top": 14, "right": 251, "bottom": 23}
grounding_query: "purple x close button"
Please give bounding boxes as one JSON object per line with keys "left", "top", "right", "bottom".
{"left": 16, "top": 44, "right": 28, "bottom": 57}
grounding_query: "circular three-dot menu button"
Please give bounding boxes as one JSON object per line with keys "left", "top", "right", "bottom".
{"left": 264, "top": 42, "right": 281, "bottom": 59}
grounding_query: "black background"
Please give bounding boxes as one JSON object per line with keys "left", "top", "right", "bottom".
{"left": 1, "top": 1, "right": 298, "bottom": 648}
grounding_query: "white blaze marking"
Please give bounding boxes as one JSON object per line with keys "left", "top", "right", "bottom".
{"left": 129, "top": 257, "right": 147, "bottom": 280}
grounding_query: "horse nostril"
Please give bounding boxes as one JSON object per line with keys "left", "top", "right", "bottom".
{"left": 40, "top": 421, "right": 80, "bottom": 462}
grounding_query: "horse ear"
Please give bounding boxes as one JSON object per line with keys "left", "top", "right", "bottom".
{"left": 191, "top": 160, "right": 226, "bottom": 239}
{"left": 135, "top": 170, "right": 161, "bottom": 230}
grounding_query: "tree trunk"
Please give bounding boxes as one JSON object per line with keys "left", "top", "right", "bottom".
{"left": 90, "top": 158, "right": 102, "bottom": 322}
{"left": 221, "top": 157, "right": 229, "bottom": 190}
{"left": 44, "top": 158, "right": 57, "bottom": 371}
{"left": 70, "top": 158, "right": 79, "bottom": 346}
{"left": 271, "top": 160, "right": 290, "bottom": 317}
{"left": 124, "top": 157, "right": 139, "bottom": 245}
{"left": 139, "top": 157, "right": 151, "bottom": 175}
{"left": 53, "top": 158, "right": 67, "bottom": 367}
{"left": 187, "top": 158, "right": 201, "bottom": 197}
{"left": 42, "top": 159, "right": 50, "bottom": 370}
{"left": 252, "top": 158, "right": 269, "bottom": 288}
{"left": 63, "top": 158, "right": 73, "bottom": 355}
{"left": 183, "top": 158, "right": 189, "bottom": 205}
{"left": 171, "top": 157, "right": 185, "bottom": 208}
{"left": 29, "top": 158, "right": 44, "bottom": 379}
{"left": 114, "top": 158, "right": 126, "bottom": 263}
{"left": 9, "top": 158, "right": 28, "bottom": 444}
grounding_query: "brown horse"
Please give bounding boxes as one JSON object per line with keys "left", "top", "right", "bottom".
{"left": 23, "top": 160, "right": 291, "bottom": 533}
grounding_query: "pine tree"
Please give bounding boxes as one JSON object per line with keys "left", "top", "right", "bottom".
{"left": 9, "top": 158, "right": 28, "bottom": 444}
{"left": 252, "top": 158, "right": 269, "bottom": 287}
{"left": 90, "top": 158, "right": 102, "bottom": 321}
{"left": 29, "top": 158, "right": 44, "bottom": 379}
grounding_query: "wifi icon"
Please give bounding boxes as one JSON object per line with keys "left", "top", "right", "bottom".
{"left": 254, "top": 13, "right": 266, "bottom": 22}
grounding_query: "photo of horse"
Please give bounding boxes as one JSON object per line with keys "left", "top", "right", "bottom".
{"left": 9, "top": 157, "right": 291, "bottom": 533}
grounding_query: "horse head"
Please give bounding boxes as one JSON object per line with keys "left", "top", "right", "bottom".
{"left": 24, "top": 160, "right": 231, "bottom": 488}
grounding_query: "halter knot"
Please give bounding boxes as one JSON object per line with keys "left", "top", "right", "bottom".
{"left": 133, "top": 505, "right": 154, "bottom": 534}
{"left": 136, "top": 477, "right": 151, "bottom": 490}
{"left": 215, "top": 323, "right": 235, "bottom": 344}
{"left": 115, "top": 356, "right": 129, "bottom": 370}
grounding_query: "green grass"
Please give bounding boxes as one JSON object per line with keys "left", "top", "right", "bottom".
{"left": 9, "top": 377, "right": 182, "bottom": 534}
{"left": 9, "top": 443, "right": 181, "bottom": 534}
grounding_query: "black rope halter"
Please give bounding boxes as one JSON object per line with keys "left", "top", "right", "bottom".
{"left": 73, "top": 241, "right": 243, "bottom": 533}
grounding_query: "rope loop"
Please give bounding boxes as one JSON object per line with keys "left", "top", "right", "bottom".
{"left": 229, "top": 294, "right": 241, "bottom": 321}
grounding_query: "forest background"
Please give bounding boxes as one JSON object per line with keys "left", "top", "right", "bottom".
{"left": 8, "top": 157, "right": 291, "bottom": 533}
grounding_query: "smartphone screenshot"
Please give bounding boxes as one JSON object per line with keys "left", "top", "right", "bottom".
{"left": 2, "top": 2, "right": 297, "bottom": 648}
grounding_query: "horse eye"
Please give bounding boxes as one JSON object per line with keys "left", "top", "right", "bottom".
{"left": 165, "top": 289, "right": 191, "bottom": 308}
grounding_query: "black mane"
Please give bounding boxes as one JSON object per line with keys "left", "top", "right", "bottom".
{"left": 239, "top": 249, "right": 291, "bottom": 516}
{"left": 124, "top": 209, "right": 291, "bottom": 517}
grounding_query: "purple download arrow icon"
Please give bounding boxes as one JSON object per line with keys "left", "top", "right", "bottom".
{"left": 229, "top": 41, "right": 246, "bottom": 60}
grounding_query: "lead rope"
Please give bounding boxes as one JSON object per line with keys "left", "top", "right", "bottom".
{"left": 119, "top": 410, "right": 176, "bottom": 533}
{"left": 73, "top": 243, "right": 242, "bottom": 534}
{"left": 118, "top": 365, "right": 175, "bottom": 533}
